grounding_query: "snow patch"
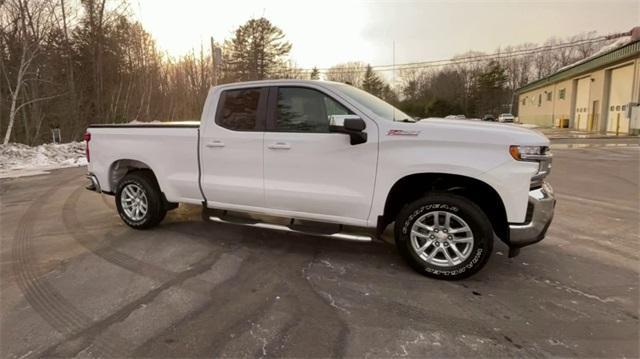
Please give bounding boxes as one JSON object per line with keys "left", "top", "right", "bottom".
{"left": 128, "top": 120, "right": 161, "bottom": 124}
{"left": 0, "top": 142, "right": 87, "bottom": 178}
{"left": 557, "top": 36, "right": 634, "bottom": 72}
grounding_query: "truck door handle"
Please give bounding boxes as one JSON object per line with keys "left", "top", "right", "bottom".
{"left": 206, "top": 140, "right": 225, "bottom": 148}
{"left": 267, "top": 142, "right": 291, "bottom": 150}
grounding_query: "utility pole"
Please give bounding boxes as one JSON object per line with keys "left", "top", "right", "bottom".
{"left": 210, "top": 37, "right": 217, "bottom": 86}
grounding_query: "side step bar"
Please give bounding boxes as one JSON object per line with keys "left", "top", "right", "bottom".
{"left": 202, "top": 206, "right": 376, "bottom": 242}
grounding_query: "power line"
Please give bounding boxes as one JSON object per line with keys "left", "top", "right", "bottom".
{"left": 358, "top": 36, "right": 610, "bottom": 70}
{"left": 238, "top": 30, "right": 630, "bottom": 78}
{"left": 315, "top": 36, "right": 614, "bottom": 74}
{"left": 271, "top": 32, "right": 627, "bottom": 75}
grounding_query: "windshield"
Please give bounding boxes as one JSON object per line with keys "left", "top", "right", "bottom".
{"left": 333, "top": 83, "right": 414, "bottom": 122}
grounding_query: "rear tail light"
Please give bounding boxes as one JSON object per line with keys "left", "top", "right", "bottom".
{"left": 83, "top": 131, "right": 91, "bottom": 162}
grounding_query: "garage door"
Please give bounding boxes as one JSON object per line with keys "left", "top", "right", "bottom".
{"left": 606, "top": 64, "right": 634, "bottom": 134}
{"left": 574, "top": 77, "right": 591, "bottom": 131}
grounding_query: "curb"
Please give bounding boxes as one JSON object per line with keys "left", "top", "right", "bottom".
{"left": 547, "top": 135, "right": 640, "bottom": 140}
{"left": 550, "top": 143, "right": 640, "bottom": 149}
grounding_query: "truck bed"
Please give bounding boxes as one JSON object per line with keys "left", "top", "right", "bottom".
{"left": 88, "top": 121, "right": 200, "bottom": 128}
{"left": 87, "top": 123, "right": 202, "bottom": 204}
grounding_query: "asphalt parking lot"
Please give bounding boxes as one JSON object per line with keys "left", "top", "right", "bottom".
{"left": 1, "top": 146, "right": 638, "bottom": 358}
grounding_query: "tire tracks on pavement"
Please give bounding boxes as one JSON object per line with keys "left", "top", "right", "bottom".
{"left": 134, "top": 240, "right": 350, "bottom": 358}
{"left": 40, "top": 249, "right": 231, "bottom": 357}
{"left": 11, "top": 174, "right": 129, "bottom": 358}
{"left": 62, "top": 186, "right": 217, "bottom": 296}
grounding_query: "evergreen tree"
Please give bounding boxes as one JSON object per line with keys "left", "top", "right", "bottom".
{"left": 362, "top": 64, "right": 385, "bottom": 97}
{"left": 310, "top": 66, "right": 320, "bottom": 80}
{"left": 222, "top": 18, "right": 292, "bottom": 81}
{"left": 381, "top": 84, "right": 399, "bottom": 104}
{"left": 476, "top": 60, "right": 509, "bottom": 115}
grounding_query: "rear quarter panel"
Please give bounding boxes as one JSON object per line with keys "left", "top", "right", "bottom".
{"left": 87, "top": 127, "right": 201, "bottom": 203}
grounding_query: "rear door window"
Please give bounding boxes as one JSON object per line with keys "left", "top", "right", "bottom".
{"left": 216, "top": 88, "right": 264, "bottom": 131}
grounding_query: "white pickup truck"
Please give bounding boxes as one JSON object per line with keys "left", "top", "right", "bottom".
{"left": 85, "top": 80, "right": 555, "bottom": 279}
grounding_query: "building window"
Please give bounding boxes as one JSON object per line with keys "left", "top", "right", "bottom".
{"left": 522, "top": 97, "right": 526, "bottom": 106}
{"left": 546, "top": 92, "right": 552, "bottom": 101}
{"left": 538, "top": 94, "right": 542, "bottom": 107}
{"left": 559, "top": 88, "right": 566, "bottom": 100}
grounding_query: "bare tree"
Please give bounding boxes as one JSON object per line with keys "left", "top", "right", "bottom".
{"left": 501, "top": 44, "right": 535, "bottom": 91}
{"left": 271, "top": 60, "right": 307, "bottom": 79}
{"left": 325, "top": 61, "right": 367, "bottom": 87}
{"left": 546, "top": 37, "right": 574, "bottom": 69}
{"left": 1, "top": 0, "right": 57, "bottom": 144}
{"left": 573, "top": 31, "right": 600, "bottom": 58}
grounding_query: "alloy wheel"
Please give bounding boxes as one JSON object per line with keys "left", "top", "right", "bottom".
{"left": 410, "top": 211, "right": 475, "bottom": 267}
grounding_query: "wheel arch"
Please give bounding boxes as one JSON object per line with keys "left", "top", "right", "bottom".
{"left": 108, "top": 159, "right": 158, "bottom": 193}
{"left": 109, "top": 159, "right": 178, "bottom": 210}
{"left": 380, "top": 173, "right": 509, "bottom": 243}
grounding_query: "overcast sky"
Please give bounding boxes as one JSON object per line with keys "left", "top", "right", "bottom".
{"left": 133, "top": 0, "right": 639, "bottom": 69}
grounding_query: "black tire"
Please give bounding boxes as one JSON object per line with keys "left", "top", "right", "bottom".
{"left": 115, "top": 171, "right": 167, "bottom": 229}
{"left": 394, "top": 193, "right": 493, "bottom": 280}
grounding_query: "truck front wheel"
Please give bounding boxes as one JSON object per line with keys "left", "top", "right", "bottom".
{"left": 394, "top": 193, "right": 493, "bottom": 280}
{"left": 115, "top": 171, "right": 167, "bottom": 229}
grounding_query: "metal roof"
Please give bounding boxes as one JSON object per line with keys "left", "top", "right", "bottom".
{"left": 516, "top": 39, "right": 640, "bottom": 94}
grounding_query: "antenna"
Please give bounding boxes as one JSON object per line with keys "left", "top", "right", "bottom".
{"left": 210, "top": 37, "right": 216, "bottom": 86}
{"left": 392, "top": 40, "right": 396, "bottom": 86}
{"left": 393, "top": 40, "right": 396, "bottom": 121}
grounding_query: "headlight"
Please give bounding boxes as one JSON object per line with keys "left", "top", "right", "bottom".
{"left": 509, "top": 145, "right": 553, "bottom": 188}
{"left": 509, "top": 145, "right": 550, "bottom": 161}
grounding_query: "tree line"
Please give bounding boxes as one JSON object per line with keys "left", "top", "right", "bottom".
{"left": 1, "top": 0, "right": 610, "bottom": 145}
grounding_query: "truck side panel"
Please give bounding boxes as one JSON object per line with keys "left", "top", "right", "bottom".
{"left": 367, "top": 121, "right": 540, "bottom": 226}
{"left": 88, "top": 127, "right": 202, "bottom": 204}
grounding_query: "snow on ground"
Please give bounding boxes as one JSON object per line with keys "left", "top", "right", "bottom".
{"left": 0, "top": 142, "right": 87, "bottom": 178}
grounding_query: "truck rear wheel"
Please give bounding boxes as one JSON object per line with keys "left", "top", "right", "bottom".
{"left": 394, "top": 193, "right": 493, "bottom": 280}
{"left": 115, "top": 171, "right": 167, "bottom": 229}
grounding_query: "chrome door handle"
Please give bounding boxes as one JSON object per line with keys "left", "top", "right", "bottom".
{"left": 267, "top": 142, "right": 291, "bottom": 150}
{"left": 206, "top": 140, "right": 225, "bottom": 148}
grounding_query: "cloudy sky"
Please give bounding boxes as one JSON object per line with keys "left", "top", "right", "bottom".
{"left": 133, "top": 0, "right": 639, "bottom": 69}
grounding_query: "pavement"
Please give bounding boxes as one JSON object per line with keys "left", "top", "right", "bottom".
{"left": 534, "top": 126, "right": 639, "bottom": 140}
{"left": 532, "top": 126, "right": 640, "bottom": 149}
{"left": 1, "top": 146, "right": 638, "bottom": 358}
{"left": 550, "top": 136, "right": 639, "bottom": 149}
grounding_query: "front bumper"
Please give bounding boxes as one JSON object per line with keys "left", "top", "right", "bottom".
{"left": 508, "top": 182, "right": 555, "bottom": 257}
